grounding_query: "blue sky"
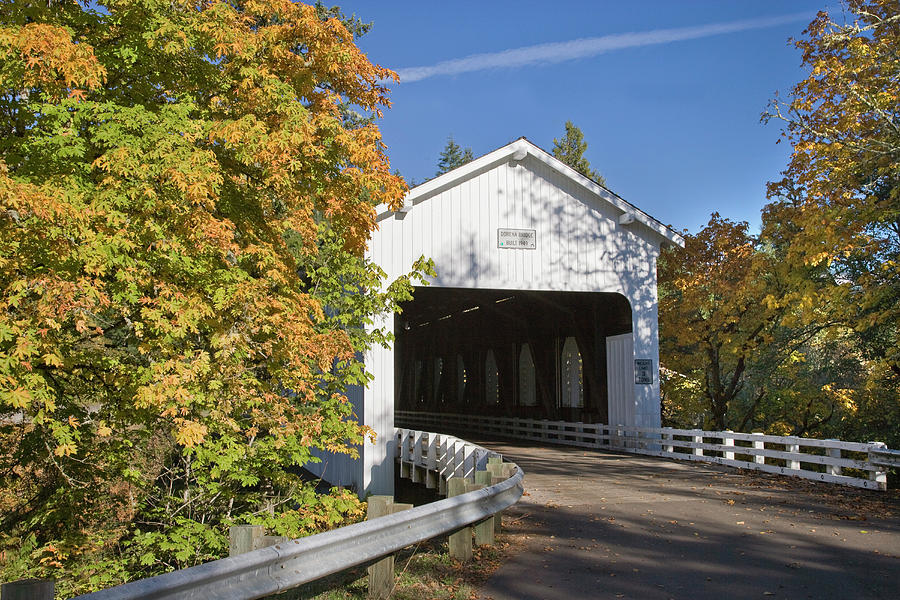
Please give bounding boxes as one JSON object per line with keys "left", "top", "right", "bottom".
{"left": 339, "top": 1, "right": 834, "bottom": 235}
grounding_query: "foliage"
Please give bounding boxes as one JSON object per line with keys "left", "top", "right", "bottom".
{"left": 551, "top": 121, "right": 605, "bottom": 185}
{"left": 435, "top": 135, "right": 473, "bottom": 176}
{"left": 659, "top": 215, "right": 777, "bottom": 430}
{"left": 760, "top": 0, "right": 900, "bottom": 445}
{"left": 764, "top": 0, "right": 900, "bottom": 378}
{"left": 662, "top": 2, "right": 900, "bottom": 450}
{"left": 0, "top": 0, "right": 428, "bottom": 593}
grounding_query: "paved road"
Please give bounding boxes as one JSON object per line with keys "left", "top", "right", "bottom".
{"left": 475, "top": 439, "right": 900, "bottom": 600}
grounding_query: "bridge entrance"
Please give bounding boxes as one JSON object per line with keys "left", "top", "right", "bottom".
{"left": 394, "top": 287, "right": 632, "bottom": 424}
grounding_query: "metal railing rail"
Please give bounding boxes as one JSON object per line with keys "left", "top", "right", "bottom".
{"left": 396, "top": 410, "right": 893, "bottom": 491}
{"left": 74, "top": 429, "right": 523, "bottom": 600}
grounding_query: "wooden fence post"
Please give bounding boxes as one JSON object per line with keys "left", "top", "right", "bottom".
{"left": 752, "top": 433, "right": 765, "bottom": 465}
{"left": 826, "top": 440, "right": 842, "bottom": 476}
{"left": 868, "top": 442, "right": 888, "bottom": 490}
{"left": 786, "top": 443, "right": 800, "bottom": 471}
{"left": 722, "top": 431, "right": 735, "bottom": 460}
{"left": 438, "top": 437, "right": 450, "bottom": 495}
{"left": 692, "top": 431, "right": 704, "bottom": 457}
{"left": 1, "top": 580, "right": 54, "bottom": 600}
{"left": 447, "top": 478, "right": 473, "bottom": 562}
{"left": 411, "top": 431, "right": 423, "bottom": 483}
{"left": 662, "top": 428, "right": 673, "bottom": 454}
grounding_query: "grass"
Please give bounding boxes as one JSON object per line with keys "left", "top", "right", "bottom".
{"left": 274, "top": 532, "right": 518, "bottom": 600}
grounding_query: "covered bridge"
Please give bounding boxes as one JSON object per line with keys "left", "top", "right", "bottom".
{"left": 309, "top": 138, "right": 684, "bottom": 495}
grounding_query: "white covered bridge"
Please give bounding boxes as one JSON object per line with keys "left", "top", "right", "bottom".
{"left": 309, "top": 137, "right": 685, "bottom": 495}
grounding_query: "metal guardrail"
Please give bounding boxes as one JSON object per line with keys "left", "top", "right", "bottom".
{"left": 73, "top": 429, "right": 523, "bottom": 600}
{"left": 397, "top": 410, "right": 893, "bottom": 491}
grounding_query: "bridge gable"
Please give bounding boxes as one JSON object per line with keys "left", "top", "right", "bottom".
{"left": 372, "top": 138, "right": 681, "bottom": 296}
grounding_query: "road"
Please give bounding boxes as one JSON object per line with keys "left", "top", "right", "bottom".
{"left": 475, "top": 439, "right": 900, "bottom": 600}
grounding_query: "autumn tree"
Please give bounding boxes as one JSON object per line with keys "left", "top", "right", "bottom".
{"left": 659, "top": 215, "right": 770, "bottom": 429}
{"left": 435, "top": 135, "right": 474, "bottom": 175}
{"left": 660, "top": 212, "right": 880, "bottom": 440}
{"left": 0, "top": 1, "right": 425, "bottom": 593}
{"left": 658, "top": 214, "right": 834, "bottom": 431}
{"left": 552, "top": 121, "right": 605, "bottom": 185}
{"left": 764, "top": 0, "right": 900, "bottom": 379}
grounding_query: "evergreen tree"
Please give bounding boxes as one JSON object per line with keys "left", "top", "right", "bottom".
{"left": 552, "top": 121, "right": 605, "bottom": 185}
{"left": 436, "top": 135, "right": 474, "bottom": 175}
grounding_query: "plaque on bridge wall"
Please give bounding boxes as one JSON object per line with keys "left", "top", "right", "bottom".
{"left": 634, "top": 359, "right": 653, "bottom": 384}
{"left": 497, "top": 228, "right": 536, "bottom": 249}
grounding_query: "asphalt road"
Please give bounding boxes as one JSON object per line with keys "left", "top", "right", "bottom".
{"left": 475, "top": 440, "right": 900, "bottom": 600}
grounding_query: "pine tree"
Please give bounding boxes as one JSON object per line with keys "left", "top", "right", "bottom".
{"left": 552, "top": 121, "right": 605, "bottom": 185}
{"left": 436, "top": 135, "right": 474, "bottom": 175}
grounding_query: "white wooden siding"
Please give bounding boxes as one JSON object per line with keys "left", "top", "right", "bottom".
{"left": 376, "top": 159, "right": 658, "bottom": 298}
{"left": 334, "top": 144, "right": 675, "bottom": 495}
{"left": 606, "top": 333, "right": 635, "bottom": 427}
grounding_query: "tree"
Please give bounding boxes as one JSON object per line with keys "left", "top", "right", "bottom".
{"left": 0, "top": 1, "right": 426, "bottom": 593}
{"left": 658, "top": 214, "right": 832, "bottom": 431}
{"left": 764, "top": 0, "right": 900, "bottom": 379}
{"left": 552, "top": 121, "right": 605, "bottom": 185}
{"left": 435, "top": 135, "right": 473, "bottom": 176}
{"left": 659, "top": 213, "right": 886, "bottom": 443}
{"left": 659, "top": 215, "right": 774, "bottom": 429}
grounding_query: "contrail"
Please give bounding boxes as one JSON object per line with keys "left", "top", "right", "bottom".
{"left": 396, "top": 12, "right": 812, "bottom": 83}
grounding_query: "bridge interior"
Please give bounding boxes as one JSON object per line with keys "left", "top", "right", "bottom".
{"left": 394, "top": 287, "right": 632, "bottom": 424}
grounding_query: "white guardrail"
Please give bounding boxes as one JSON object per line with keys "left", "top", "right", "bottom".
{"left": 73, "top": 429, "right": 523, "bottom": 600}
{"left": 396, "top": 410, "right": 897, "bottom": 491}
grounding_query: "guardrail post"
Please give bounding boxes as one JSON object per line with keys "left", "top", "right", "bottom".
{"left": 868, "top": 442, "right": 888, "bottom": 491}
{"left": 752, "top": 433, "right": 765, "bottom": 464}
{"left": 447, "top": 478, "right": 473, "bottom": 562}
{"left": 487, "top": 457, "right": 513, "bottom": 533}
{"left": 229, "top": 525, "right": 286, "bottom": 557}
{"left": 723, "top": 431, "right": 734, "bottom": 460}
{"left": 367, "top": 495, "right": 410, "bottom": 599}
{"left": 474, "top": 469, "right": 496, "bottom": 545}
{"left": 1, "top": 579, "right": 54, "bottom": 600}
{"left": 229, "top": 524, "right": 264, "bottom": 556}
{"left": 464, "top": 480, "right": 494, "bottom": 546}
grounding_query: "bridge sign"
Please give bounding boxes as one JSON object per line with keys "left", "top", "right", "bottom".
{"left": 634, "top": 359, "right": 653, "bottom": 384}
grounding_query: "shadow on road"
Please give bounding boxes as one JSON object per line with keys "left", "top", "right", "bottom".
{"left": 474, "top": 439, "right": 900, "bottom": 600}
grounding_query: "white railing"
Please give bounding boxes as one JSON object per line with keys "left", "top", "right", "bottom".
{"left": 396, "top": 411, "right": 895, "bottom": 491}
{"left": 72, "top": 429, "right": 523, "bottom": 600}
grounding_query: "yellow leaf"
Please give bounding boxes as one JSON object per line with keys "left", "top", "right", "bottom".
{"left": 174, "top": 419, "right": 207, "bottom": 447}
{"left": 54, "top": 443, "right": 76, "bottom": 457}
{"left": 42, "top": 353, "right": 63, "bottom": 367}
